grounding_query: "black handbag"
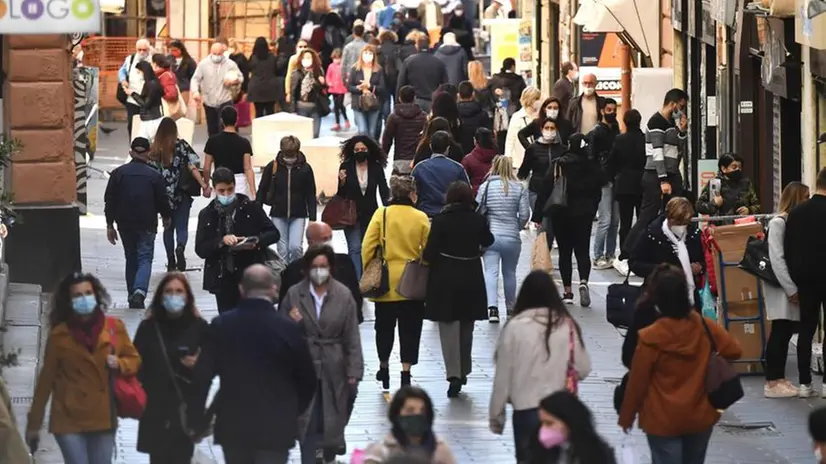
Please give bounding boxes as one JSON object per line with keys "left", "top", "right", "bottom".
{"left": 179, "top": 166, "right": 203, "bottom": 197}
{"left": 116, "top": 54, "right": 134, "bottom": 105}
{"left": 738, "top": 222, "right": 781, "bottom": 286}
{"left": 316, "top": 90, "right": 332, "bottom": 117}
{"left": 476, "top": 181, "right": 490, "bottom": 217}
{"left": 699, "top": 316, "right": 744, "bottom": 409}
{"left": 543, "top": 162, "right": 567, "bottom": 213}
{"left": 606, "top": 271, "right": 642, "bottom": 329}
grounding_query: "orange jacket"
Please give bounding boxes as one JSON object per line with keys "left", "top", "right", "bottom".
{"left": 27, "top": 317, "right": 141, "bottom": 435}
{"left": 618, "top": 311, "right": 742, "bottom": 436}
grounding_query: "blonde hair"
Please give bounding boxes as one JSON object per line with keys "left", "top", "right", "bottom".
{"left": 405, "top": 30, "right": 426, "bottom": 43}
{"left": 468, "top": 61, "right": 488, "bottom": 89}
{"left": 665, "top": 197, "right": 694, "bottom": 224}
{"left": 488, "top": 155, "right": 518, "bottom": 195}
{"left": 355, "top": 43, "right": 380, "bottom": 71}
{"left": 311, "top": 0, "right": 332, "bottom": 13}
{"left": 778, "top": 181, "right": 809, "bottom": 214}
{"left": 371, "top": 0, "right": 384, "bottom": 11}
{"left": 520, "top": 86, "right": 542, "bottom": 110}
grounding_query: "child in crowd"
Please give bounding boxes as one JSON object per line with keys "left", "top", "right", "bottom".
{"left": 326, "top": 48, "right": 351, "bottom": 132}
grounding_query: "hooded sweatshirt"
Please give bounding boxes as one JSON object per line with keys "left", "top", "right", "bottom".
{"left": 434, "top": 43, "right": 468, "bottom": 85}
{"left": 382, "top": 102, "right": 428, "bottom": 161}
{"left": 457, "top": 100, "right": 492, "bottom": 155}
{"left": 461, "top": 144, "right": 497, "bottom": 195}
{"left": 618, "top": 311, "right": 742, "bottom": 436}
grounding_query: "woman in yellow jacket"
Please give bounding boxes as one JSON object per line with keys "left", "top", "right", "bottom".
{"left": 1, "top": 377, "right": 30, "bottom": 464}
{"left": 362, "top": 175, "right": 430, "bottom": 391}
{"left": 26, "top": 273, "right": 141, "bottom": 464}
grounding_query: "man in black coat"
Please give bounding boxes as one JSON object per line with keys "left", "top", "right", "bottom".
{"left": 457, "top": 81, "right": 492, "bottom": 155}
{"left": 786, "top": 167, "right": 826, "bottom": 390}
{"left": 396, "top": 36, "right": 448, "bottom": 113}
{"left": 278, "top": 221, "right": 364, "bottom": 322}
{"left": 552, "top": 61, "right": 577, "bottom": 117}
{"left": 189, "top": 265, "right": 317, "bottom": 464}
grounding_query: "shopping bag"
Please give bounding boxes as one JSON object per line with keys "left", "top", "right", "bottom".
{"left": 234, "top": 100, "right": 252, "bottom": 128}
{"left": 530, "top": 231, "right": 553, "bottom": 272}
{"left": 350, "top": 449, "right": 366, "bottom": 464}
{"left": 620, "top": 436, "right": 639, "bottom": 464}
{"left": 191, "top": 448, "right": 218, "bottom": 464}
{"left": 700, "top": 277, "right": 717, "bottom": 321}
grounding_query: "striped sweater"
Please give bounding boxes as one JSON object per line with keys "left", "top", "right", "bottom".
{"left": 475, "top": 176, "right": 530, "bottom": 242}
{"left": 644, "top": 112, "right": 686, "bottom": 178}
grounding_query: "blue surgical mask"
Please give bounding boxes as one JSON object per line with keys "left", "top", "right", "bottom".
{"left": 72, "top": 295, "right": 97, "bottom": 315}
{"left": 163, "top": 294, "right": 187, "bottom": 314}
{"left": 217, "top": 194, "right": 236, "bottom": 206}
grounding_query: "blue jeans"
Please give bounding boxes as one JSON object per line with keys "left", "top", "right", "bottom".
{"left": 119, "top": 229, "right": 155, "bottom": 296}
{"left": 296, "top": 105, "right": 321, "bottom": 138}
{"left": 379, "top": 98, "right": 392, "bottom": 135}
{"left": 344, "top": 223, "right": 364, "bottom": 280}
{"left": 511, "top": 408, "right": 539, "bottom": 463}
{"left": 593, "top": 183, "right": 619, "bottom": 259}
{"left": 163, "top": 196, "right": 192, "bottom": 261}
{"left": 272, "top": 217, "right": 306, "bottom": 263}
{"left": 483, "top": 236, "right": 521, "bottom": 310}
{"left": 55, "top": 431, "right": 116, "bottom": 464}
{"left": 353, "top": 109, "right": 380, "bottom": 139}
{"left": 647, "top": 429, "right": 713, "bottom": 464}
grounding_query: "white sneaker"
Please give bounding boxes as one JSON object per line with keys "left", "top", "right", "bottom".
{"left": 799, "top": 384, "right": 817, "bottom": 398}
{"left": 578, "top": 282, "right": 591, "bottom": 308}
{"left": 593, "top": 257, "right": 613, "bottom": 270}
{"left": 764, "top": 383, "right": 798, "bottom": 398}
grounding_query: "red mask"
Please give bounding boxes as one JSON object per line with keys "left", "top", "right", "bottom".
{"left": 170, "top": 49, "right": 182, "bottom": 58}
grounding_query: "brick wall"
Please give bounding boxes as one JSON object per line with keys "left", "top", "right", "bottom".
{"left": 3, "top": 35, "right": 76, "bottom": 205}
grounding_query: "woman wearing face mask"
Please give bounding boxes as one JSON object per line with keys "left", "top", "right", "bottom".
{"left": 26, "top": 273, "right": 141, "bottom": 464}
{"left": 517, "top": 97, "right": 573, "bottom": 149}
{"left": 290, "top": 48, "right": 326, "bottom": 137}
{"left": 527, "top": 391, "right": 615, "bottom": 464}
{"left": 519, "top": 118, "right": 566, "bottom": 220}
{"left": 362, "top": 176, "right": 431, "bottom": 389}
{"left": 349, "top": 43, "right": 387, "bottom": 139}
{"left": 503, "top": 86, "right": 542, "bottom": 167}
{"left": 167, "top": 40, "right": 197, "bottom": 104}
{"left": 696, "top": 153, "right": 760, "bottom": 220}
{"left": 131, "top": 60, "right": 165, "bottom": 141}
{"left": 280, "top": 244, "right": 364, "bottom": 464}
{"left": 337, "top": 135, "right": 390, "bottom": 278}
{"left": 196, "top": 167, "right": 281, "bottom": 313}
{"left": 363, "top": 386, "right": 457, "bottom": 463}
{"left": 619, "top": 264, "right": 741, "bottom": 464}
{"left": 133, "top": 273, "right": 209, "bottom": 464}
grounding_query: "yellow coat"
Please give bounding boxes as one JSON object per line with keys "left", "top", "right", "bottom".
{"left": 361, "top": 203, "right": 430, "bottom": 302}
{"left": 0, "top": 378, "right": 30, "bottom": 464}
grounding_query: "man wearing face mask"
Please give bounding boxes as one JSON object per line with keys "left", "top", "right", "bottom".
{"left": 118, "top": 38, "right": 153, "bottom": 141}
{"left": 195, "top": 167, "right": 281, "bottom": 313}
{"left": 566, "top": 72, "right": 604, "bottom": 135}
{"left": 552, "top": 61, "right": 578, "bottom": 117}
{"left": 696, "top": 153, "right": 760, "bottom": 219}
{"left": 188, "top": 265, "right": 317, "bottom": 464}
{"left": 587, "top": 98, "right": 620, "bottom": 269}
{"left": 278, "top": 221, "right": 363, "bottom": 322}
{"left": 190, "top": 41, "right": 244, "bottom": 136}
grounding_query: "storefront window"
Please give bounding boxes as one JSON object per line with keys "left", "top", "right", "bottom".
{"left": 816, "top": 80, "right": 826, "bottom": 174}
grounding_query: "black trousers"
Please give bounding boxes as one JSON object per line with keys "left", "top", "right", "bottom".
{"left": 621, "top": 171, "right": 684, "bottom": 259}
{"left": 224, "top": 448, "right": 290, "bottom": 464}
{"left": 764, "top": 319, "right": 799, "bottom": 381}
{"left": 204, "top": 101, "right": 234, "bottom": 137}
{"left": 616, "top": 194, "right": 641, "bottom": 258}
{"left": 551, "top": 210, "right": 594, "bottom": 287}
{"left": 332, "top": 94, "right": 348, "bottom": 123}
{"left": 253, "top": 101, "right": 275, "bottom": 118}
{"left": 149, "top": 442, "right": 194, "bottom": 464}
{"left": 375, "top": 300, "right": 425, "bottom": 365}
{"left": 797, "top": 287, "right": 826, "bottom": 385}
{"left": 125, "top": 103, "right": 141, "bottom": 141}
{"left": 215, "top": 276, "right": 241, "bottom": 313}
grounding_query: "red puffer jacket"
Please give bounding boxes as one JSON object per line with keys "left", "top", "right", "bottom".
{"left": 462, "top": 145, "right": 497, "bottom": 195}
{"left": 155, "top": 69, "right": 179, "bottom": 102}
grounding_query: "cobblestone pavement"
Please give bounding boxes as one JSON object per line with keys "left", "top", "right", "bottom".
{"left": 15, "top": 121, "right": 824, "bottom": 463}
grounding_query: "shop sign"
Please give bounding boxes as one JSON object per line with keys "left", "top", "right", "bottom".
{"left": 579, "top": 66, "right": 622, "bottom": 100}
{"left": 796, "top": 0, "right": 826, "bottom": 49}
{"left": 739, "top": 101, "right": 754, "bottom": 114}
{"left": 0, "top": 0, "right": 101, "bottom": 34}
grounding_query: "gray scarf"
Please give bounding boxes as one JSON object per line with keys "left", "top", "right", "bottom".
{"left": 214, "top": 199, "right": 241, "bottom": 273}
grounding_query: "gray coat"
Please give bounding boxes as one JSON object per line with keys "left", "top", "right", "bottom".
{"left": 247, "top": 54, "right": 280, "bottom": 103}
{"left": 281, "top": 278, "right": 364, "bottom": 448}
{"left": 434, "top": 44, "right": 468, "bottom": 85}
{"left": 763, "top": 216, "right": 799, "bottom": 321}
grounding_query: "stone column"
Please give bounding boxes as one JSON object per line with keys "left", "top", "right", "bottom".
{"left": 3, "top": 34, "right": 81, "bottom": 291}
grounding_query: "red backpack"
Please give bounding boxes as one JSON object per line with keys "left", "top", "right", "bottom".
{"left": 107, "top": 317, "right": 146, "bottom": 419}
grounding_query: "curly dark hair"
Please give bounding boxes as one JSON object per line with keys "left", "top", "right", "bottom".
{"left": 147, "top": 272, "right": 200, "bottom": 320}
{"left": 50, "top": 272, "right": 111, "bottom": 327}
{"left": 340, "top": 134, "right": 387, "bottom": 168}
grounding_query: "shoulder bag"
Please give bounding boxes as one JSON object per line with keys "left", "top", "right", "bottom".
{"left": 699, "top": 316, "right": 744, "bottom": 410}
{"left": 359, "top": 207, "right": 390, "bottom": 297}
{"left": 153, "top": 321, "right": 190, "bottom": 433}
{"left": 606, "top": 271, "right": 642, "bottom": 329}
{"left": 397, "top": 239, "right": 429, "bottom": 301}
{"left": 161, "top": 80, "right": 187, "bottom": 120}
{"left": 107, "top": 317, "right": 146, "bottom": 419}
{"left": 476, "top": 181, "right": 490, "bottom": 218}
{"left": 322, "top": 195, "right": 358, "bottom": 230}
{"left": 116, "top": 54, "right": 134, "bottom": 105}
{"left": 737, "top": 219, "right": 782, "bottom": 286}
{"left": 543, "top": 161, "right": 567, "bottom": 213}
{"left": 565, "top": 317, "right": 578, "bottom": 395}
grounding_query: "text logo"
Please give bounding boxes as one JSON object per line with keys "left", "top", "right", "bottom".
{"left": 0, "top": 0, "right": 95, "bottom": 20}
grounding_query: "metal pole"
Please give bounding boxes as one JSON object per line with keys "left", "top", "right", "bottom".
{"left": 619, "top": 41, "right": 632, "bottom": 132}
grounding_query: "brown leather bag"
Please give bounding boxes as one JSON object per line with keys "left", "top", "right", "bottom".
{"left": 396, "top": 259, "right": 428, "bottom": 300}
{"left": 321, "top": 195, "right": 358, "bottom": 230}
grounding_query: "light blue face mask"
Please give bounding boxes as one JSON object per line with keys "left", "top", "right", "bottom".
{"left": 163, "top": 294, "right": 187, "bottom": 314}
{"left": 72, "top": 295, "right": 97, "bottom": 315}
{"left": 217, "top": 194, "right": 236, "bottom": 206}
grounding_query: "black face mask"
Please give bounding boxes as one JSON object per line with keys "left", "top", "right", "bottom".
{"left": 726, "top": 170, "right": 743, "bottom": 182}
{"left": 604, "top": 113, "right": 617, "bottom": 125}
{"left": 396, "top": 414, "right": 431, "bottom": 437}
{"left": 354, "top": 151, "right": 368, "bottom": 162}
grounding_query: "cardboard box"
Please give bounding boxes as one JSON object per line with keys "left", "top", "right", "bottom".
{"left": 718, "top": 300, "right": 769, "bottom": 374}
{"left": 710, "top": 222, "right": 764, "bottom": 303}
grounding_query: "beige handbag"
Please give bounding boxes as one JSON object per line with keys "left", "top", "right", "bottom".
{"left": 162, "top": 85, "right": 187, "bottom": 120}
{"left": 531, "top": 231, "right": 554, "bottom": 273}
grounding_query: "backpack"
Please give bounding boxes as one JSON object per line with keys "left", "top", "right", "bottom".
{"left": 380, "top": 43, "right": 400, "bottom": 83}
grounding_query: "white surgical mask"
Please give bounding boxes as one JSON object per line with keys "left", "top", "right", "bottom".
{"left": 670, "top": 224, "right": 687, "bottom": 237}
{"left": 309, "top": 267, "right": 331, "bottom": 286}
{"left": 455, "top": 9, "right": 464, "bottom": 15}
{"left": 543, "top": 130, "right": 556, "bottom": 141}
{"left": 363, "top": 53, "right": 374, "bottom": 63}
{"left": 210, "top": 54, "right": 224, "bottom": 64}
{"left": 571, "top": 71, "right": 578, "bottom": 80}
{"left": 137, "top": 51, "right": 149, "bottom": 61}
{"left": 546, "top": 109, "right": 559, "bottom": 119}
{"left": 583, "top": 87, "right": 595, "bottom": 96}
{"left": 302, "top": 58, "right": 313, "bottom": 69}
